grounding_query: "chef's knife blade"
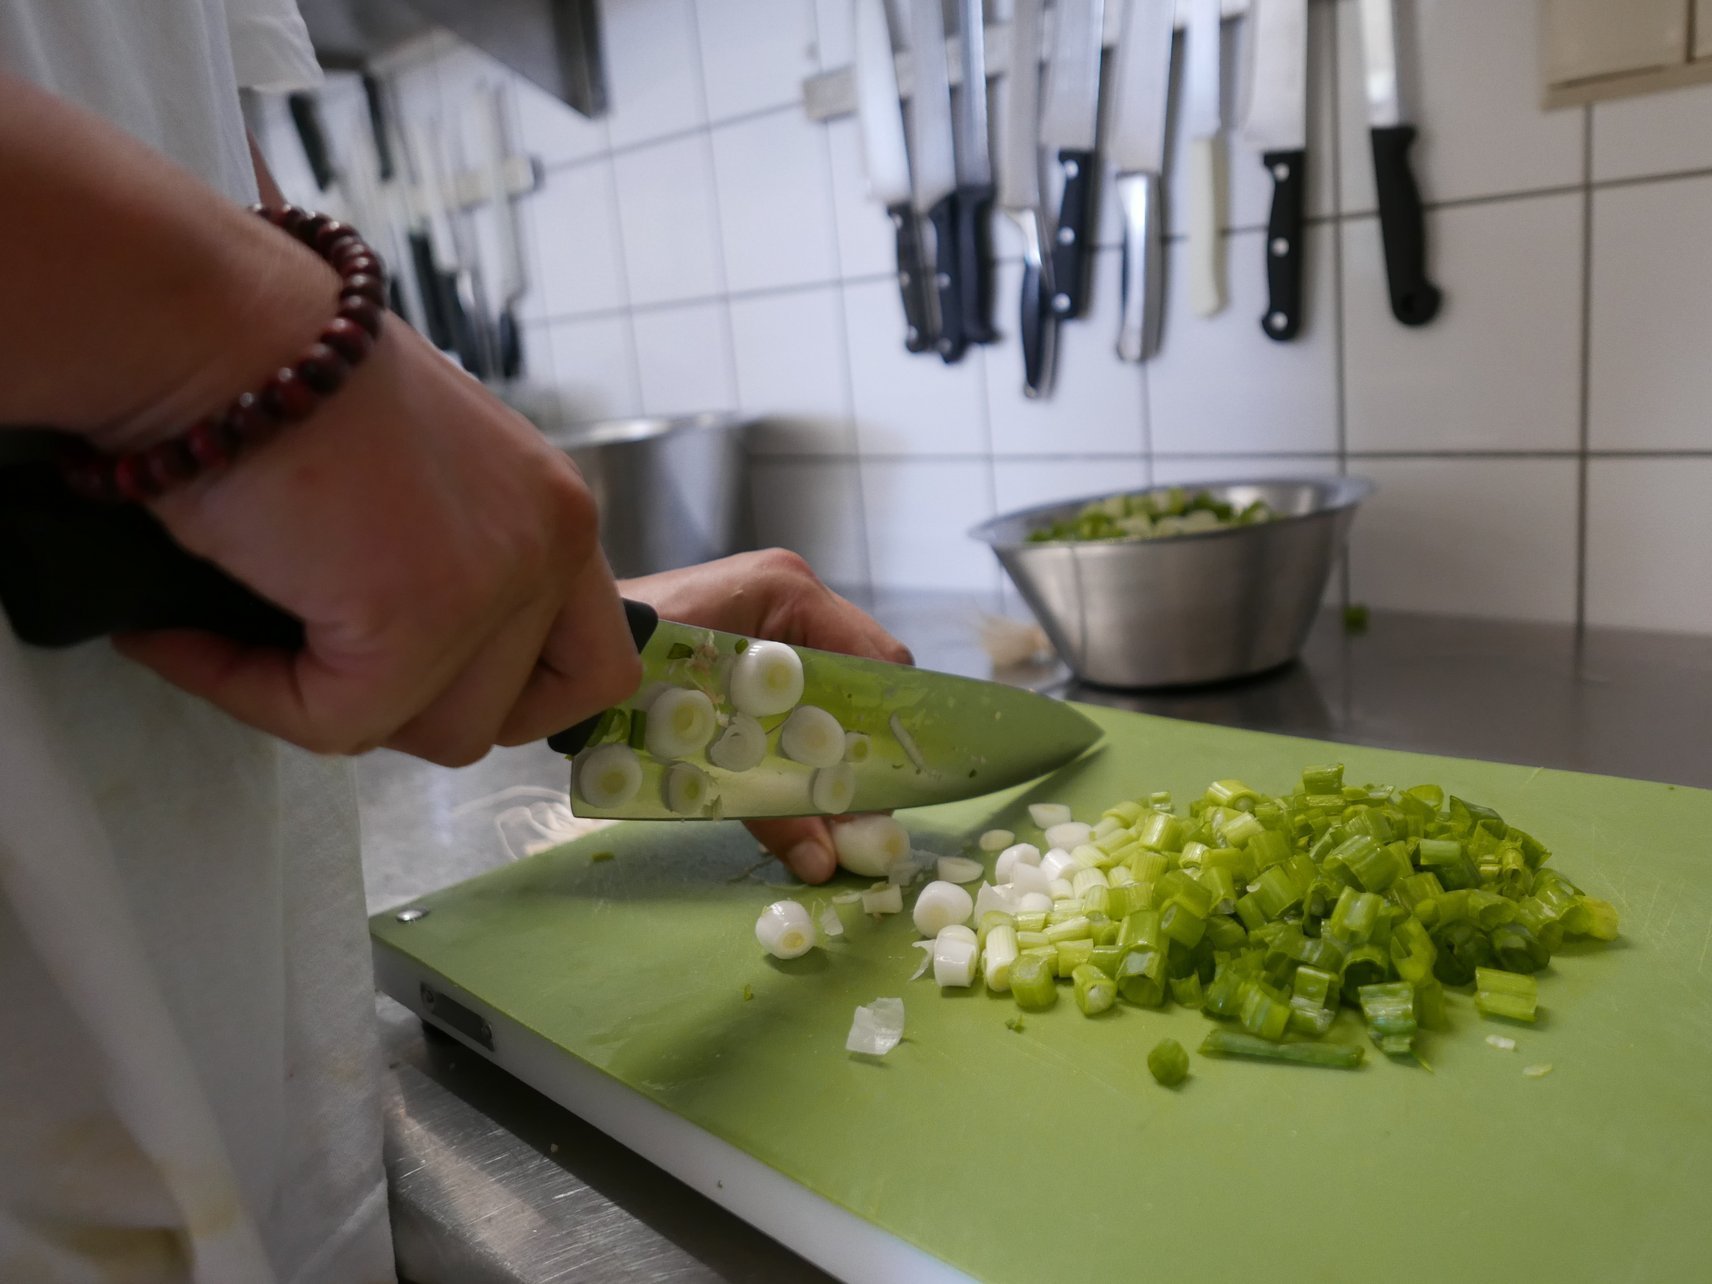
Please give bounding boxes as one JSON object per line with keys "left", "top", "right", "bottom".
{"left": 1185, "top": 0, "right": 1228, "bottom": 318}
{"left": 1359, "top": 0, "right": 1440, "bottom": 327}
{"left": 1110, "top": 0, "right": 1176, "bottom": 364}
{"left": 908, "top": 0, "right": 965, "bottom": 363}
{"left": 562, "top": 612, "right": 1103, "bottom": 821}
{"left": 1240, "top": 0, "right": 1309, "bottom": 341}
{"left": 999, "top": 0, "right": 1055, "bottom": 398}
{"left": 1039, "top": 0, "right": 1104, "bottom": 320}
{"left": 954, "top": 0, "right": 997, "bottom": 347}
{"left": 855, "top": 0, "right": 934, "bottom": 355}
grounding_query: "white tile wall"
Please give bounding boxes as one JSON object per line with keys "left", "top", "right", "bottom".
{"left": 253, "top": 1, "right": 1712, "bottom": 629}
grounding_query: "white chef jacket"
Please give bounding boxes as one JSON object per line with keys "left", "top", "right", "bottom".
{"left": 0, "top": 3, "right": 394, "bottom": 1281}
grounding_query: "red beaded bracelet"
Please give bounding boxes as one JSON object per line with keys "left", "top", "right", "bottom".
{"left": 60, "top": 204, "right": 388, "bottom": 503}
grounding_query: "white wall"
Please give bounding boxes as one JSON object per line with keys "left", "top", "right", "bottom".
{"left": 255, "top": 0, "right": 1712, "bottom": 633}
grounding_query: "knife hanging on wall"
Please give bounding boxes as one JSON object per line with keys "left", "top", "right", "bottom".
{"left": 1239, "top": 0, "right": 1309, "bottom": 341}
{"left": 953, "top": 0, "right": 997, "bottom": 347}
{"left": 1109, "top": 0, "right": 1177, "bottom": 363}
{"left": 999, "top": 0, "right": 1056, "bottom": 396}
{"left": 1185, "top": 0, "right": 1228, "bottom": 318}
{"left": 907, "top": 0, "right": 966, "bottom": 362}
{"left": 854, "top": 0, "right": 935, "bottom": 355}
{"left": 1039, "top": 0, "right": 1104, "bottom": 320}
{"left": 1358, "top": 0, "right": 1441, "bottom": 326}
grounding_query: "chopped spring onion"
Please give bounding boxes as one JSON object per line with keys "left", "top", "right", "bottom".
{"left": 1040, "top": 847, "right": 1086, "bottom": 882}
{"left": 861, "top": 883, "right": 903, "bottom": 915}
{"left": 728, "top": 640, "right": 804, "bottom": 717}
{"left": 665, "top": 763, "right": 717, "bottom": 816}
{"left": 1072, "top": 964, "right": 1116, "bottom": 1016}
{"left": 983, "top": 924, "right": 1020, "bottom": 992}
{"left": 843, "top": 732, "right": 872, "bottom": 764}
{"left": 755, "top": 901, "right": 815, "bottom": 959}
{"left": 845, "top": 997, "right": 904, "bottom": 1056}
{"left": 1522, "top": 1063, "right": 1553, "bottom": 1078}
{"left": 645, "top": 687, "right": 717, "bottom": 759}
{"left": 913, "top": 880, "right": 975, "bottom": 937}
{"left": 1147, "top": 1038, "right": 1190, "bottom": 1086}
{"left": 1474, "top": 967, "right": 1538, "bottom": 1023}
{"left": 1044, "top": 820, "right": 1093, "bottom": 850}
{"left": 1016, "top": 891, "right": 1054, "bottom": 913}
{"left": 1027, "top": 487, "right": 1273, "bottom": 543}
{"left": 937, "top": 855, "right": 985, "bottom": 884}
{"left": 810, "top": 764, "right": 856, "bottom": 814}
{"left": 979, "top": 829, "right": 1015, "bottom": 852}
{"left": 1199, "top": 1028, "right": 1366, "bottom": 1069}
{"left": 1029, "top": 803, "right": 1073, "bottom": 830}
{"left": 890, "top": 714, "right": 929, "bottom": 773}
{"left": 818, "top": 904, "right": 844, "bottom": 939}
{"left": 1357, "top": 981, "right": 1419, "bottom": 1056}
{"left": 707, "top": 713, "right": 767, "bottom": 772}
{"left": 1008, "top": 861, "right": 1054, "bottom": 897}
{"left": 973, "top": 882, "right": 1022, "bottom": 920}
{"left": 1485, "top": 1034, "right": 1517, "bottom": 1052}
{"left": 909, "top": 940, "right": 933, "bottom": 980}
{"left": 933, "top": 935, "right": 979, "bottom": 987}
{"left": 1010, "top": 953, "right": 1058, "bottom": 1010}
{"left": 832, "top": 815, "right": 911, "bottom": 877}
{"left": 995, "top": 842, "right": 1043, "bottom": 882}
{"left": 779, "top": 706, "right": 846, "bottom": 767}
{"left": 574, "top": 744, "right": 643, "bottom": 809}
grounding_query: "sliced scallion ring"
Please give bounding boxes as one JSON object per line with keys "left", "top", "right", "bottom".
{"left": 664, "top": 762, "right": 717, "bottom": 816}
{"left": 832, "top": 815, "right": 910, "bottom": 877}
{"left": 707, "top": 712, "right": 767, "bottom": 772}
{"left": 779, "top": 705, "right": 845, "bottom": 767}
{"left": 575, "top": 744, "right": 642, "bottom": 809}
{"left": 644, "top": 687, "right": 717, "bottom": 759}
{"left": 843, "top": 732, "right": 872, "bottom": 763}
{"left": 810, "top": 763, "right": 856, "bottom": 814}
{"left": 728, "top": 640, "right": 804, "bottom": 717}
{"left": 754, "top": 900, "right": 814, "bottom": 959}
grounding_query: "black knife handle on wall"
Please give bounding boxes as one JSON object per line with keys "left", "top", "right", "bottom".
{"left": 1049, "top": 148, "right": 1096, "bottom": 319}
{"left": 1370, "top": 125, "right": 1441, "bottom": 327}
{"left": 927, "top": 193, "right": 967, "bottom": 364}
{"left": 955, "top": 183, "right": 996, "bottom": 345}
{"left": 544, "top": 600, "right": 660, "bottom": 755}
{"left": 887, "top": 202, "right": 935, "bottom": 354}
{"left": 1260, "top": 149, "right": 1307, "bottom": 342}
{"left": 287, "top": 92, "right": 334, "bottom": 192}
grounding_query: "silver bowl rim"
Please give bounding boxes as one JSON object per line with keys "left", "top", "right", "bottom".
{"left": 544, "top": 411, "right": 747, "bottom": 451}
{"left": 969, "top": 474, "right": 1376, "bottom": 551}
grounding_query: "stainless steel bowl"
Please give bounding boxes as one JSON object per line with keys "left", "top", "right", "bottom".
{"left": 542, "top": 414, "right": 750, "bottom": 579}
{"left": 970, "top": 476, "right": 1374, "bottom": 688}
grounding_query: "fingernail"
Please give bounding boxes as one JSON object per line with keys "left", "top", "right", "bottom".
{"left": 788, "top": 840, "right": 835, "bottom": 883}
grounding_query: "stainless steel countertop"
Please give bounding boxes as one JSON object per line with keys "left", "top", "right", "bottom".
{"left": 360, "top": 594, "right": 1712, "bottom": 1283}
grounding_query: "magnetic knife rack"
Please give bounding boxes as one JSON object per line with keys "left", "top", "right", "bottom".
{"left": 801, "top": 0, "right": 1253, "bottom": 121}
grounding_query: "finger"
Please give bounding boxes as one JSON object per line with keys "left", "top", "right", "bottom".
{"left": 746, "top": 817, "right": 837, "bottom": 884}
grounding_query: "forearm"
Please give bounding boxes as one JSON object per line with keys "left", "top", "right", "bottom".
{"left": 0, "top": 74, "right": 331, "bottom": 445}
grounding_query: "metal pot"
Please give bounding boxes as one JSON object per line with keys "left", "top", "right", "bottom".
{"left": 970, "top": 476, "right": 1374, "bottom": 688}
{"left": 542, "top": 414, "right": 750, "bottom": 579}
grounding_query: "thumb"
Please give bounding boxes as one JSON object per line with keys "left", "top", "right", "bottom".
{"left": 746, "top": 817, "right": 837, "bottom": 884}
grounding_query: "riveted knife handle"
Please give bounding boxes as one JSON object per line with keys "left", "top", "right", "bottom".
{"left": 1116, "top": 171, "right": 1163, "bottom": 364}
{"left": 1008, "top": 209, "right": 1055, "bottom": 399}
{"left": 545, "top": 600, "right": 660, "bottom": 755}
{"left": 1370, "top": 124, "right": 1441, "bottom": 327}
{"left": 1049, "top": 147, "right": 1096, "bottom": 319}
{"left": 927, "top": 192, "right": 967, "bottom": 363}
{"left": 887, "top": 201, "right": 935, "bottom": 354}
{"left": 956, "top": 182, "right": 997, "bottom": 345}
{"left": 1260, "top": 148, "right": 1307, "bottom": 341}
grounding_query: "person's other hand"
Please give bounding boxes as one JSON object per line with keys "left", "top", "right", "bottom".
{"left": 620, "top": 550, "right": 912, "bottom": 883}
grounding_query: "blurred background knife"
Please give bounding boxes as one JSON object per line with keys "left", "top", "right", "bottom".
{"left": 1110, "top": 0, "right": 1176, "bottom": 364}
{"left": 1039, "top": 0, "right": 1104, "bottom": 321}
{"left": 907, "top": 0, "right": 965, "bottom": 363}
{"left": 1000, "top": 0, "right": 1055, "bottom": 397}
{"left": 1185, "top": 0, "right": 1228, "bottom": 318}
{"left": 1359, "top": 0, "right": 1441, "bottom": 326}
{"left": 1240, "top": 0, "right": 1309, "bottom": 342}
{"left": 953, "top": 0, "right": 997, "bottom": 348}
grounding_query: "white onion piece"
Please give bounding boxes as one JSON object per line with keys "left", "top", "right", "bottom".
{"left": 1486, "top": 1035, "right": 1517, "bottom": 1052}
{"left": 936, "top": 855, "right": 984, "bottom": 884}
{"left": 810, "top": 764, "right": 857, "bottom": 815}
{"left": 933, "top": 937, "right": 978, "bottom": 987}
{"left": 845, "top": 997, "right": 904, "bottom": 1056}
{"left": 1049, "top": 879, "right": 1075, "bottom": 900}
{"left": 1009, "top": 861, "right": 1053, "bottom": 897}
{"left": 1092, "top": 817, "right": 1124, "bottom": 839}
{"left": 818, "top": 904, "right": 844, "bottom": 938}
{"left": 755, "top": 901, "right": 814, "bottom": 959}
{"left": 779, "top": 705, "right": 846, "bottom": 767}
{"left": 909, "top": 940, "right": 934, "bottom": 980}
{"left": 665, "top": 763, "right": 718, "bottom": 815}
{"left": 1522, "top": 1063, "right": 1553, "bottom": 1078}
{"left": 937, "top": 924, "right": 978, "bottom": 947}
{"left": 706, "top": 712, "right": 767, "bottom": 772}
{"left": 833, "top": 815, "right": 910, "bottom": 877}
{"left": 645, "top": 687, "right": 717, "bottom": 759}
{"left": 575, "top": 744, "right": 643, "bottom": 808}
{"left": 843, "top": 732, "right": 872, "bottom": 763}
{"left": 912, "top": 880, "right": 974, "bottom": 937}
{"left": 978, "top": 829, "right": 1014, "bottom": 852}
{"left": 982, "top": 924, "right": 1019, "bottom": 992}
{"left": 861, "top": 883, "right": 903, "bottom": 914}
{"left": 1044, "top": 821, "right": 1093, "bottom": 850}
{"left": 994, "top": 842, "right": 1043, "bottom": 883}
{"left": 1017, "top": 891, "right": 1054, "bottom": 913}
{"left": 1028, "top": 802, "right": 1072, "bottom": 830}
{"left": 973, "top": 882, "right": 1021, "bottom": 920}
{"left": 887, "top": 860, "right": 921, "bottom": 887}
{"left": 1040, "top": 847, "right": 1086, "bottom": 882}
{"left": 729, "top": 640, "right": 804, "bottom": 717}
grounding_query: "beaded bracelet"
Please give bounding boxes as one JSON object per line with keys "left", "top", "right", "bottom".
{"left": 60, "top": 204, "right": 388, "bottom": 503}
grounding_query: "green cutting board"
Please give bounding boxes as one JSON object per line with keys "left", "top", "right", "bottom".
{"left": 372, "top": 707, "right": 1712, "bottom": 1282}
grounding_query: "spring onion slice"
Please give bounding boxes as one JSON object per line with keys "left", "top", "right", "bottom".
{"left": 645, "top": 687, "right": 717, "bottom": 759}
{"left": 1522, "top": 1063, "right": 1553, "bottom": 1078}
{"left": 665, "top": 763, "right": 717, "bottom": 816}
{"left": 575, "top": 744, "right": 643, "bottom": 809}
{"left": 729, "top": 640, "right": 804, "bottom": 717}
{"left": 1147, "top": 1038, "right": 1190, "bottom": 1086}
{"left": 936, "top": 856, "right": 985, "bottom": 884}
{"left": 707, "top": 713, "right": 767, "bottom": 773}
{"left": 983, "top": 925, "right": 1020, "bottom": 992}
{"left": 913, "top": 880, "right": 975, "bottom": 936}
{"left": 843, "top": 732, "right": 872, "bottom": 764}
{"left": 1072, "top": 964, "right": 1116, "bottom": 1016}
{"left": 909, "top": 940, "right": 934, "bottom": 980}
{"left": 778, "top": 706, "right": 846, "bottom": 768}
{"left": 818, "top": 904, "right": 844, "bottom": 939}
{"left": 845, "top": 997, "right": 904, "bottom": 1056}
{"left": 1199, "top": 1029, "right": 1366, "bottom": 1069}
{"left": 1010, "top": 953, "right": 1058, "bottom": 1010}
{"left": 810, "top": 764, "right": 856, "bottom": 815}
{"left": 1029, "top": 803, "right": 1073, "bottom": 830}
{"left": 755, "top": 901, "right": 814, "bottom": 959}
{"left": 1474, "top": 967, "right": 1539, "bottom": 1023}
{"left": 979, "top": 829, "right": 1015, "bottom": 852}
{"left": 995, "top": 842, "right": 1043, "bottom": 882}
{"left": 861, "top": 883, "right": 903, "bottom": 915}
{"left": 833, "top": 816, "right": 911, "bottom": 877}
{"left": 1044, "top": 821, "right": 1094, "bottom": 851}
{"left": 933, "top": 936, "right": 979, "bottom": 987}
{"left": 1486, "top": 1034, "right": 1517, "bottom": 1052}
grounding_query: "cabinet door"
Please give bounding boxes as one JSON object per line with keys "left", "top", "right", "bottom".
{"left": 1542, "top": 0, "right": 1689, "bottom": 84}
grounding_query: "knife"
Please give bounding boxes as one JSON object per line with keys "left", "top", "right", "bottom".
{"left": 999, "top": 0, "right": 1056, "bottom": 397}
{"left": 953, "top": 0, "right": 997, "bottom": 347}
{"left": 1185, "top": 0, "right": 1228, "bottom": 318}
{"left": 412, "top": 117, "right": 493, "bottom": 379}
{"left": 854, "top": 0, "right": 934, "bottom": 355}
{"left": 1110, "top": 0, "right": 1176, "bottom": 363}
{"left": 481, "top": 82, "right": 527, "bottom": 380}
{"left": 1239, "top": 0, "right": 1309, "bottom": 341}
{"left": 556, "top": 603, "right": 1103, "bottom": 820}
{"left": 0, "top": 468, "right": 1100, "bottom": 819}
{"left": 907, "top": 0, "right": 965, "bottom": 362}
{"left": 1358, "top": 0, "right": 1440, "bottom": 326}
{"left": 1038, "top": 0, "right": 1104, "bottom": 320}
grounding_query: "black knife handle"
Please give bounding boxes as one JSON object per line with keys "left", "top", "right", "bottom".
{"left": 287, "top": 92, "right": 334, "bottom": 192}
{"left": 1260, "top": 148, "right": 1307, "bottom": 342}
{"left": 927, "top": 192, "right": 966, "bottom": 364}
{"left": 361, "top": 74, "right": 395, "bottom": 182}
{"left": 955, "top": 182, "right": 996, "bottom": 346}
{"left": 1370, "top": 125, "right": 1441, "bottom": 327}
{"left": 887, "top": 201, "right": 935, "bottom": 354}
{"left": 1049, "top": 148, "right": 1096, "bottom": 319}
{"left": 409, "top": 230, "right": 455, "bottom": 350}
{"left": 545, "top": 599, "right": 660, "bottom": 756}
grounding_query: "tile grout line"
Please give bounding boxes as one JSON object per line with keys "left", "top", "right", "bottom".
{"left": 733, "top": 447, "right": 1712, "bottom": 464}
{"left": 1327, "top": 0, "right": 1352, "bottom": 612}
{"left": 1573, "top": 104, "right": 1596, "bottom": 638}
{"left": 681, "top": 3, "right": 741, "bottom": 417}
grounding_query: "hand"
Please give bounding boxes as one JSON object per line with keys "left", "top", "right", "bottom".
{"left": 620, "top": 550, "right": 912, "bottom": 883}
